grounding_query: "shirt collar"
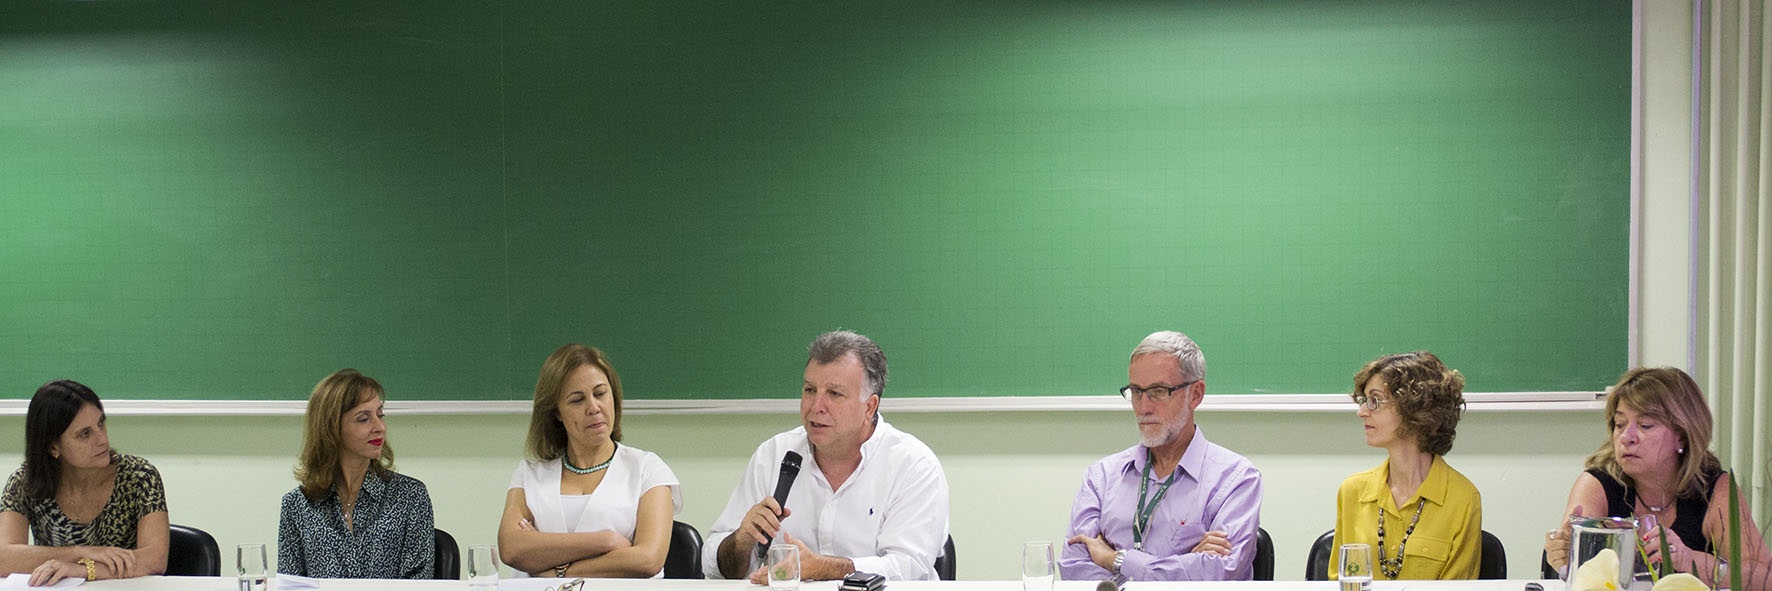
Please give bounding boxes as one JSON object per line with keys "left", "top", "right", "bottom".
{"left": 858, "top": 413, "right": 891, "bottom": 457}
{"left": 316, "top": 467, "right": 387, "bottom": 507}
{"left": 1359, "top": 455, "right": 1450, "bottom": 507}
{"left": 358, "top": 469, "right": 388, "bottom": 503}
{"left": 800, "top": 414, "right": 893, "bottom": 475}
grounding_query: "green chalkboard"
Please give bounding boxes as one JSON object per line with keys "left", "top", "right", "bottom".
{"left": 0, "top": 0, "right": 1629, "bottom": 401}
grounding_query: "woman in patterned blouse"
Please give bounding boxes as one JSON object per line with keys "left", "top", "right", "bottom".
{"left": 498, "top": 344, "right": 682, "bottom": 578}
{"left": 0, "top": 380, "right": 170, "bottom": 586}
{"left": 277, "top": 369, "right": 435, "bottom": 579}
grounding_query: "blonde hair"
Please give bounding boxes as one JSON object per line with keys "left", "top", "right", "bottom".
{"left": 294, "top": 369, "right": 395, "bottom": 500}
{"left": 525, "top": 344, "right": 623, "bottom": 461}
{"left": 1583, "top": 367, "right": 1722, "bottom": 498}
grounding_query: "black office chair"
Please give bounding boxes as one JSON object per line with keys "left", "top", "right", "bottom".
{"left": 1252, "top": 527, "right": 1274, "bottom": 581}
{"left": 1305, "top": 529, "right": 1336, "bottom": 581}
{"left": 1478, "top": 530, "right": 1506, "bottom": 579}
{"left": 434, "top": 528, "right": 461, "bottom": 580}
{"left": 1306, "top": 528, "right": 1507, "bottom": 580}
{"left": 933, "top": 535, "right": 956, "bottom": 581}
{"left": 166, "top": 524, "right": 220, "bottom": 576}
{"left": 664, "top": 520, "right": 704, "bottom": 579}
{"left": 1541, "top": 549, "right": 1560, "bottom": 579}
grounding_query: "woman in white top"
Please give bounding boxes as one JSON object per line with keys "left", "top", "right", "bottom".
{"left": 498, "top": 344, "right": 682, "bottom": 578}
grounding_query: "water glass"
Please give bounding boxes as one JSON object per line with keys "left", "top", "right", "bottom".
{"left": 467, "top": 544, "right": 500, "bottom": 589}
{"left": 766, "top": 543, "right": 800, "bottom": 591}
{"left": 1021, "top": 541, "right": 1055, "bottom": 591}
{"left": 1567, "top": 515, "right": 1637, "bottom": 591}
{"left": 1338, "top": 543, "right": 1372, "bottom": 591}
{"left": 235, "top": 543, "right": 268, "bottom": 591}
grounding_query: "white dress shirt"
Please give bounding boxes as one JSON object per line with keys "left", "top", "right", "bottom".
{"left": 702, "top": 415, "right": 950, "bottom": 580}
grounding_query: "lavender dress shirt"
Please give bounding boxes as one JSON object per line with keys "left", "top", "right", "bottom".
{"left": 1060, "top": 427, "right": 1263, "bottom": 581}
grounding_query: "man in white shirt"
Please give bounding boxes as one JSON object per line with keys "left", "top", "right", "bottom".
{"left": 703, "top": 330, "right": 950, "bottom": 582}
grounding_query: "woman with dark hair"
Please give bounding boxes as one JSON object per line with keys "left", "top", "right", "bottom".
{"left": 277, "top": 369, "right": 434, "bottom": 578}
{"left": 1330, "top": 352, "right": 1481, "bottom": 580}
{"left": 498, "top": 344, "right": 681, "bottom": 578}
{"left": 0, "top": 380, "right": 169, "bottom": 586}
{"left": 1544, "top": 367, "right": 1771, "bottom": 588}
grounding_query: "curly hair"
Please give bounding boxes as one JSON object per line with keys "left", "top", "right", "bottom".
{"left": 1352, "top": 351, "right": 1466, "bottom": 455}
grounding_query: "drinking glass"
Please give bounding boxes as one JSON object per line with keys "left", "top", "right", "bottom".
{"left": 766, "top": 543, "right": 800, "bottom": 591}
{"left": 467, "top": 544, "right": 500, "bottom": 589}
{"left": 1021, "top": 541, "right": 1055, "bottom": 591}
{"left": 235, "top": 544, "right": 268, "bottom": 591}
{"left": 1338, "top": 543, "right": 1372, "bottom": 591}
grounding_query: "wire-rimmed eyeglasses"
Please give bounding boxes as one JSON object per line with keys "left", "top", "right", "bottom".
{"left": 1350, "top": 394, "right": 1392, "bottom": 411}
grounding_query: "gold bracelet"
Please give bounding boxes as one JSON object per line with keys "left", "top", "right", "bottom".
{"left": 555, "top": 562, "right": 570, "bottom": 577}
{"left": 77, "top": 557, "right": 96, "bottom": 581}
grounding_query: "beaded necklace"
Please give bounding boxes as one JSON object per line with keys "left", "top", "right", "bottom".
{"left": 564, "top": 442, "right": 618, "bottom": 475}
{"left": 1375, "top": 498, "right": 1426, "bottom": 578}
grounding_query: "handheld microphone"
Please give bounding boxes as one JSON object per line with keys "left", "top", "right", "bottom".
{"left": 756, "top": 451, "right": 804, "bottom": 560}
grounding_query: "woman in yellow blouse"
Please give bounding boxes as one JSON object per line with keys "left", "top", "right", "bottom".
{"left": 1331, "top": 351, "right": 1482, "bottom": 580}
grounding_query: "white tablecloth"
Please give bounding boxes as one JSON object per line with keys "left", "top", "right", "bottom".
{"left": 71, "top": 577, "right": 1562, "bottom": 591}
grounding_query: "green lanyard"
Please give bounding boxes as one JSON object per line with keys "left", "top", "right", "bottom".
{"left": 1133, "top": 449, "right": 1180, "bottom": 550}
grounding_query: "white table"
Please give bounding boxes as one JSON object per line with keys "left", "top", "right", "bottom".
{"left": 71, "top": 578, "right": 1562, "bottom": 591}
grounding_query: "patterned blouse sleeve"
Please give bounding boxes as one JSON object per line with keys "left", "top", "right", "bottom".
{"left": 124, "top": 457, "right": 169, "bottom": 517}
{"left": 276, "top": 490, "right": 308, "bottom": 576}
{"left": 398, "top": 477, "right": 436, "bottom": 579}
{"left": 0, "top": 466, "right": 29, "bottom": 516}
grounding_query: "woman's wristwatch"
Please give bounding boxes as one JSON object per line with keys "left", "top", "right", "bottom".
{"left": 555, "top": 562, "right": 571, "bottom": 577}
{"left": 77, "top": 557, "right": 97, "bottom": 580}
{"left": 1111, "top": 550, "right": 1126, "bottom": 575}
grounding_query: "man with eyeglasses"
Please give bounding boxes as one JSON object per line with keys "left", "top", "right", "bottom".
{"left": 1060, "top": 331, "right": 1263, "bottom": 581}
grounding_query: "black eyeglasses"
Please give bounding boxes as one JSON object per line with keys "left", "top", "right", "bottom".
{"left": 1119, "top": 380, "right": 1199, "bottom": 401}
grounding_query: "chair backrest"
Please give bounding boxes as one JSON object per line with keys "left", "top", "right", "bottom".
{"left": 933, "top": 534, "right": 956, "bottom": 580}
{"left": 1305, "top": 529, "right": 1336, "bottom": 581}
{"left": 1541, "top": 549, "right": 1560, "bottom": 579}
{"left": 664, "top": 520, "right": 704, "bottom": 579}
{"left": 1252, "top": 527, "right": 1274, "bottom": 581}
{"left": 434, "top": 528, "right": 461, "bottom": 580}
{"left": 1479, "top": 530, "right": 1506, "bottom": 580}
{"left": 1305, "top": 528, "right": 1506, "bottom": 581}
{"left": 166, "top": 524, "right": 220, "bottom": 577}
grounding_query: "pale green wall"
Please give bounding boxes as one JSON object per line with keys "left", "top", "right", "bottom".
{"left": 0, "top": 409, "right": 1599, "bottom": 580}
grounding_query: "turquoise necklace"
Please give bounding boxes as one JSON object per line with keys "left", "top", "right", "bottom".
{"left": 564, "top": 442, "right": 618, "bottom": 475}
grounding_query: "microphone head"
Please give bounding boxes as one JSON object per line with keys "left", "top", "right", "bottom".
{"left": 781, "top": 450, "right": 803, "bottom": 474}
{"left": 1096, "top": 580, "right": 1117, "bottom": 591}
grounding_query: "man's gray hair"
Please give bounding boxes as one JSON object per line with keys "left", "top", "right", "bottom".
{"left": 808, "top": 330, "right": 888, "bottom": 397}
{"left": 1130, "top": 331, "right": 1206, "bottom": 383}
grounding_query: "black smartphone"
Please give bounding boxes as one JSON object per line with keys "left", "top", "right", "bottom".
{"left": 841, "top": 571, "right": 886, "bottom": 591}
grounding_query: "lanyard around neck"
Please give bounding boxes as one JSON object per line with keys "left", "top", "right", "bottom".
{"left": 1133, "top": 449, "right": 1181, "bottom": 550}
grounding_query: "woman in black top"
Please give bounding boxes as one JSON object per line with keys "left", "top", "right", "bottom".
{"left": 1544, "top": 368, "right": 1770, "bottom": 588}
